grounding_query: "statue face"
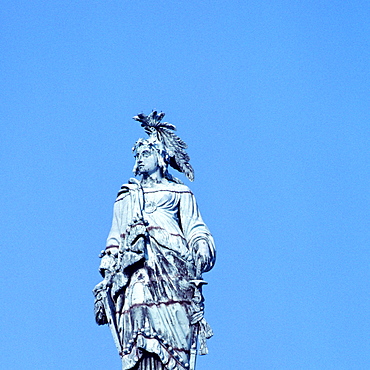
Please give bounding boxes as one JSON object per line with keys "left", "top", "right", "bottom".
{"left": 134, "top": 146, "right": 159, "bottom": 175}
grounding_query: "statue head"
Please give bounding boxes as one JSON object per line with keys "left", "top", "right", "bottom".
{"left": 132, "top": 136, "right": 169, "bottom": 177}
{"left": 132, "top": 111, "right": 194, "bottom": 182}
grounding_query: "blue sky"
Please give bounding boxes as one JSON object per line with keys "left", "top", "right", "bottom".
{"left": 1, "top": 1, "right": 369, "bottom": 369}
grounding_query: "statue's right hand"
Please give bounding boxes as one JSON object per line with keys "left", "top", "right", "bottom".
{"left": 94, "top": 294, "right": 108, "bottom": 325}
{"left": 93, "top": 280, "right": 108, "bottom": 293}
{"left": 93, "top": 272, "right": 113, "bottom": 297}
{"left": 99, "top": 253, "right": 117, "bottom": 277}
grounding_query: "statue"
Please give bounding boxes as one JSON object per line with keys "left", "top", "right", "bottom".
{"left": 93, "top": 111, "right": 216, "bottom": 370}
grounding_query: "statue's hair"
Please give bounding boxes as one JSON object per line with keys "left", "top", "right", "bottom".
{"left": 133, "top": 111, "right": 194, "bottom": 181}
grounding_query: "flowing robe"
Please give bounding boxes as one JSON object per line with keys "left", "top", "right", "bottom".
{"left": 98, "top": 180, "right": 215, "bottom": 370}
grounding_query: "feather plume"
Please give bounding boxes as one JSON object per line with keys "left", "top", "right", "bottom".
{"left": 133, "top": 111, "right": 194, "bottom": 181}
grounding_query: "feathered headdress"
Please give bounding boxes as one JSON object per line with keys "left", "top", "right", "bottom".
{"left": 133, "top": 111, "right": 194, "bottom": 181}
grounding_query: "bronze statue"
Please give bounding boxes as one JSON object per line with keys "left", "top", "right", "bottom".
{"left": 93, "top": 112, "right": 216, "bottom": 370}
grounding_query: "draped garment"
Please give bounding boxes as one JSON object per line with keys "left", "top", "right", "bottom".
{"left": 101, "top": 181, "right": 215, "bottom": 370}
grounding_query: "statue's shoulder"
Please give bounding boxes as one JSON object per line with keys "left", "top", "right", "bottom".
{"left": 167, "top": 182, "right": 193, "bottom": 194}
{"left": 116, "top": 178, "right": 140, "bottom": 200}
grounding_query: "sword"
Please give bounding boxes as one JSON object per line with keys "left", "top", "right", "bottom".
{"left": 189, "top": 270, "right": 208, "bottom": 370}
{"left": 189, "top": 321, "right": 199, "bottom": 370}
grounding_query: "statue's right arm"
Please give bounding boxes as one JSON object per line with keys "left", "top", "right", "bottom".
{"left": 99, "top": 185, "right": 133, "bottom": 279}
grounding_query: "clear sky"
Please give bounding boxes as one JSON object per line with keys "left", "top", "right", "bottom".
{"left": 1, "top": 1, "right": 369, "bottom": 369}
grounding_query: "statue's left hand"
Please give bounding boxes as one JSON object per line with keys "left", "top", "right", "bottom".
{"left": 195, "top": 239, "right": 212, "bottom": 273}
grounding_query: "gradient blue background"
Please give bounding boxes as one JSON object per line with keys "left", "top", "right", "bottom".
{"left": 1, "top": 1, "right": 369, "bottom": 369}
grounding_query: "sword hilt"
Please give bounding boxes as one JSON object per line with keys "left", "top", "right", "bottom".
{"left": 189, "top": 279, "right": 208, "bottom": 287}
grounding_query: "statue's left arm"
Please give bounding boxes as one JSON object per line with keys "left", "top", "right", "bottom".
{"left": 179, "top": 189, "right": 216, "bottom": 274}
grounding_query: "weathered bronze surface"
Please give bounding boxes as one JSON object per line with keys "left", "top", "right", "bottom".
{"left": 93, "top": 112, "right": 215, "bottom": 370}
